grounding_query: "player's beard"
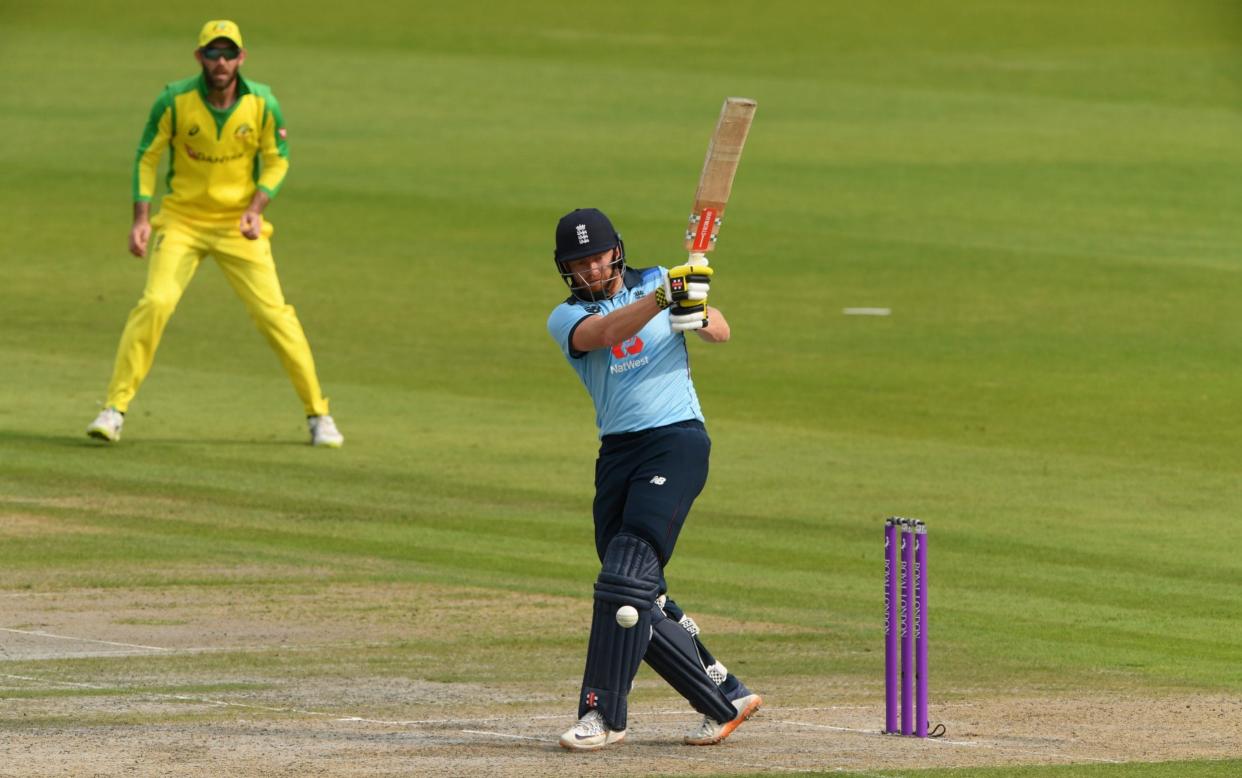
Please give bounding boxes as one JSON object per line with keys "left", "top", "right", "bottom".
{"left": 202, "top": 64, "right": 238, "bottom": 92}
{"left": 573, "top": 263, "right": 621, "bottom": 301}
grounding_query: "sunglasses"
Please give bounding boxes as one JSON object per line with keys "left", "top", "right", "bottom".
{"left": 201, "top": 46, "right": 241, "bottom": 61}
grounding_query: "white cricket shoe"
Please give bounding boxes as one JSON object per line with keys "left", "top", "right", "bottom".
{"left": 683, "top": 693, "right": 762, "bottom": 746}
{"left": 86, "top": 407, "right": 124, "bottom": 442}
{"left": 558, "top": 709, "right": 626, "bottom": 751}
{"left": 308, "top": 415, "right": 344, "bottom": 447}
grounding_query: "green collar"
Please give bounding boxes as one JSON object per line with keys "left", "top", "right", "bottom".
{"left": 197, "top": 72, "right": 251, "bottom": 136}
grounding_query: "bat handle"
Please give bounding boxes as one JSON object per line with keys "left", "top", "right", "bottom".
{"left": 687, "top": 252, "right": 710, "bottom": 268}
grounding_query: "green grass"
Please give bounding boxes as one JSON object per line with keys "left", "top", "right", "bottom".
{"left": 2, "top": 1, "right": 1241, "bottom": 774}
{"left": 716, "top": 759, "right": 1242, "bottom": 778}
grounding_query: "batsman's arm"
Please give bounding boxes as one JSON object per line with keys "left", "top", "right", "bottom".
{"left": 570, "top": 294, "right": 664, "bottom": 353}
{"left": 696, "top": 306, "right": 730, "bottom": 343}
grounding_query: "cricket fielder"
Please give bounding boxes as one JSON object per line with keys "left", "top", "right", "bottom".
{"left": 547, "top": 208, "right": 761, "bottom": 751}
{"left": 86, "top": 20, "right": 343, "bottom": 447}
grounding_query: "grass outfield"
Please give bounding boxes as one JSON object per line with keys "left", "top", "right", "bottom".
{"left": 2, "top": 1, "right": 1241, "bottom": 775}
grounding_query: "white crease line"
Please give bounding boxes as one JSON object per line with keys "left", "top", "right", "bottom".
{"left": 774, "top": 718, "right": 1123, "bottom": 764}
{"left": 460, "top": 730, "right": 549, "bottom": 742}
{"left": 0, "top": 675, "right": 1129, "bottom": 769}
{"left": 0, "top": 628, "right": 170, "bottom": 652}
{"left": 843, "top": 307, "right": 891, "bottom": 316}
{"left": 337, "top": 714, "right": 569, "bottom": 726}
{"left": 652, "top": 751, "right": 823, "bottom": 774}
{"left": 455, "top": 730, "right": 826, "bottom": 774}
{"left": 921, "top": 735, "right": 1123, "bottom": 764}
{"left": 333, "top": 707, "right": 737, "bottom": 726}
{"left": 778, "top": 719, "right": 879, "bottom": 735}
{"left": 4, "top": 674, "right": 111, "bottom": 689}
{"left": 2, "top": 674, "right": 337, "bottom": 717}
{"left": 776, "top": 705, "right": 875, "bottom": 712}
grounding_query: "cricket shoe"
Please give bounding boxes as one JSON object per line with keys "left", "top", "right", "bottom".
{"left": 86, "top": 407, "right": 124, "bottom": 442}
{"left": 558, "top": 709, "right": 626, "bottom": 751}
{"left": 308, "top": 415, "right": 344, "bottom": 447}
{"left": 684, "top": 692, "right": 762, "bottom": 746}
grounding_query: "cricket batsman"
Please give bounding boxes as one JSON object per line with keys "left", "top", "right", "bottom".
{"left": 546, "top": 208, "right": 761, "bottom": 750}
{"left": 86, "top": 20, "right": 343, "bottom": 447}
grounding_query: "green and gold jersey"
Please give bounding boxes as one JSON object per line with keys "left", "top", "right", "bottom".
{"left": 133, "top": 73, "right": 289, "bottom": 222}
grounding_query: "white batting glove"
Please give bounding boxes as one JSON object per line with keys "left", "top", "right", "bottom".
{"left": 669, "top": 302, "right": 709, "bottom": 331}
{"left": 655, "top": 264, "right": 713, "bottom": 309}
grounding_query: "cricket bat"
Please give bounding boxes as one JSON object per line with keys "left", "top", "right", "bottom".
{"left": 684, "top": 97, "right": 757, "bottom": 267}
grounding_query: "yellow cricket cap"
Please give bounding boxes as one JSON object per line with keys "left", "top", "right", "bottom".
{"left": 198, "top": 20, "right": 244, "bottom": 49}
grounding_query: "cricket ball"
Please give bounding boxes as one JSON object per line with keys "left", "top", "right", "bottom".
{"left": 615, "top": 605, "right": 639, "bottom": 628}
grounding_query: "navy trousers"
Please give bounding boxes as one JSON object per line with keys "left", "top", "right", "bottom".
{"left": 592, "top": 419, "right": 710, "bottom": 569}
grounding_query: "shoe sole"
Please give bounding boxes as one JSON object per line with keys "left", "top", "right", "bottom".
{"left": 558, "top": 730, "right": 626, "bottom": 751}
{"left": 87, "top": 428, "right": 118, "bottom": 442}
{"left": 685, "top": 694, "right": 763, "bottom": 746}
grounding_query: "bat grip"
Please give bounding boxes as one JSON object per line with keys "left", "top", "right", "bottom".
{"left": 687, "top": 252, "right": 710, "bottom": 268}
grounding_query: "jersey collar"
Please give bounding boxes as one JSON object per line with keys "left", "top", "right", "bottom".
{"left": 196, "top": 71, "right": 252, "bottom": 106}
{"left": 196, "top": 72, "right": 252, "bottom": 135}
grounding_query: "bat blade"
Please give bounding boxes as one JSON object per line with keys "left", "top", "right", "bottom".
{"left": 685, "top": 97, "right": 757, "bottom": 264}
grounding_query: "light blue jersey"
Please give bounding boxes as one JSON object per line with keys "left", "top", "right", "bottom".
{"left": 548, "top": 267, "right": 704, "bottom": 437}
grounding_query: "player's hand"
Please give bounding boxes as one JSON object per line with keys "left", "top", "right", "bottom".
{"left": 655, "top": 263, "right": 713, "bottom": 309}
{"left": 240, "top": 210, "right": 263, "bottom": 240}
{"left": 128, "top": 220, "right": 151, "bottom": 258}
{"left": 669, "top": 301, "right": 709, "bottom": 331}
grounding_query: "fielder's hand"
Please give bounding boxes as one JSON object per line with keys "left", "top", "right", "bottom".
{"left": 669, "top": 302, "right": 709, "bottom": 331}
{"left": 655, "top": 263, "right": 713, "bottom": 310}
{"left": 240, "top": 210, "right": 263, "bottom": 240}
{"left": 128, "top": 220, "right": 151, "bottom": 257}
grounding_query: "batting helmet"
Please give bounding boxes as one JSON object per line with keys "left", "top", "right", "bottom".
{"left": 554, "top": 208, "right": 627, "bottom": 301}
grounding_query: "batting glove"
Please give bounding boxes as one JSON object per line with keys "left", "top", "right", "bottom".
{"left": 655, "top": 264, "right": 713, "bottom": 310}
{"left": 669, "top": 301, "right": 709, "bottom": 332}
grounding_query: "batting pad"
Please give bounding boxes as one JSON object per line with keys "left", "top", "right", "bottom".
{"left": 578, "top": 533, "right": 662, "bottom": 730}
{"left": 645, "top": 604, "right": 737, "bottom": 724}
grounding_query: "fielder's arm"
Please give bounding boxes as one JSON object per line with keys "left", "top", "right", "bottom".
{"left": 130, "top": 91, "right": 173, "bottom": 258}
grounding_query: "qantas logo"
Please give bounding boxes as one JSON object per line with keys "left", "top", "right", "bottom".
{"left": 184, "top": 145, "right": 245, "bottom": 163}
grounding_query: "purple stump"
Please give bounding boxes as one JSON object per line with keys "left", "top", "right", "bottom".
{"left": 901, "top": 520, "right": 915, "bottom": 735}
{"left": 884, "top": 519, "right": 899, "bottom": 733}
{"left": 915, "top": 520, "right": 929, "bottom": 737}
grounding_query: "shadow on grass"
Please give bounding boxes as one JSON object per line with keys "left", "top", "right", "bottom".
{"left": 0, "top": 429, "right": 306, "bottom": 449}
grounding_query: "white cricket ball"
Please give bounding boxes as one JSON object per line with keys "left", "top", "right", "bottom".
{"left": 615, "top": 605, "right": 639, "bottom": 628}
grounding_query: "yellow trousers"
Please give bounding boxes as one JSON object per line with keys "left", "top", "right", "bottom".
{"left": 105, "top": 213, "right": 330, "bottom": 416}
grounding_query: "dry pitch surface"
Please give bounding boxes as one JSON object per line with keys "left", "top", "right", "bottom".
{"left": 2, "top": 582, "right": 1239, "bottom": 777}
